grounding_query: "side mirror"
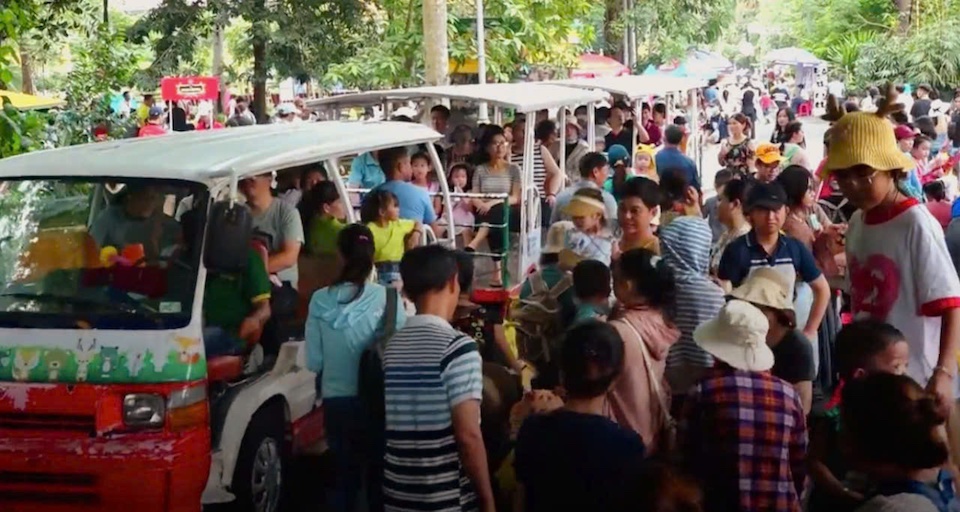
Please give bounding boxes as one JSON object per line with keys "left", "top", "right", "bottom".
{"left": 204, "top": 200, "right": 252, "bottom": 273}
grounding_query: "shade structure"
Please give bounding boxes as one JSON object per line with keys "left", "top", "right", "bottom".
{"left": 0, "top": 89, "right": 64, "bottom": 110}
{"left": 570, "top": 53, "right": 631, "bottom": 79}
{"left": 763, "top": 47, "right": 823, "bottom": 67}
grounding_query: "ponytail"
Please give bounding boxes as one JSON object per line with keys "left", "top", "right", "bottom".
{"left": 335, "top": 223, "right": 376, "bottom": 303}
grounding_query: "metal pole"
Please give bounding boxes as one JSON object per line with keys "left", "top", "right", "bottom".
{"left": 558, "top": 108, "right": 567, "bottom": 189}
{"left": 476, "top": 0, "right": 489, "bottom": 123}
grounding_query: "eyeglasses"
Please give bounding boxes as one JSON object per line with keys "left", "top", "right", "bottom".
{"left": 833, "top": 168, "right": 878, "bottom": 186}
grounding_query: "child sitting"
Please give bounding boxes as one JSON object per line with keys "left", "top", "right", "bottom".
{"left": 571, "top": 259, "right": 612, "bottom": 324}
{"left": 561, "top": 188, "right": 618, "bottom": 267}
{"left": 806, "top": 319, "right": 909, "bottom": 512}
{"left": 360, "top": 189, "right": 421, "bottom": 287}
{"left": 410, "top": 151, "right": 440, "bottom": 215}
{"left": 442, "top": 163, "right": 475, "bottom": 245}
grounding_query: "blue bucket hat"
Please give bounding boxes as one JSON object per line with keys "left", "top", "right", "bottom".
{"left": 607, "top": 144, "right": 630, "bottom": 167}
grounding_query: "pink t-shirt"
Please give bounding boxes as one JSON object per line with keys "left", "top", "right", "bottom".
{"left": 845, "top": 198, "right": 960, "bottom": 389}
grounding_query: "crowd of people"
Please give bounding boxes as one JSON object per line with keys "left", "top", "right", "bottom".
{"left": 281, "top": 79, "right": 960, "bottom": 512}
{"left": 104, "top": 78, "right": 960, "bottom": 512}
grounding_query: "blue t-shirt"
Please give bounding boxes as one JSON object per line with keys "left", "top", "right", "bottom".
{"left": 717, "top": 230, "right": 822, "bottom": 288}
{"left": 655, "top": 147, "right": 701, "bottom": 191}
{"left": 515, "top": 410, "right": 645, "bottom": 512}
{"left": 374, "top": 180, "right": 437, "bottom": 224}
{"left": 348, "top": 152, "right": 385, "bottom": 189}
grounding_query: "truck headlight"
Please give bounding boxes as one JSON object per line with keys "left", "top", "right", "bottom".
{"left": 123, "top": 393, "right": 166, "bottom": 428}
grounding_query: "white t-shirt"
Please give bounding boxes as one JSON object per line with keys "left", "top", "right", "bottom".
{"left": 845, "top": 200, "right": 960, "bottom": 389}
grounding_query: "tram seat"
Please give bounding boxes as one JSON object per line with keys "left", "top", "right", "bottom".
{"left": 207, "top": 355, "right": 244, "bottom": 383}
{"left": 207, "top": 240, "right": 270, "bottom": 384}
{"left": 296, "top": 253, "right": 342, "bottom": 322}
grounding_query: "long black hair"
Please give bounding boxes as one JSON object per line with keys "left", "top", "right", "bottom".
{"left": 299, "top": 180, "right": 340, "bottom": 227}
{"left": 470, "top": 124, "right": 506, "bottom": 166}
{"left": 334, "top": 223, "right": 375, "bottom": 303}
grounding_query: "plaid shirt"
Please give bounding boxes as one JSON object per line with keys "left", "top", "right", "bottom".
{"left": 680, "top": 365, "right": 808, "bottom": 512}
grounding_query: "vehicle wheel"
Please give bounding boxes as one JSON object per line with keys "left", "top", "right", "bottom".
{"left": 232, "top": 404, "right": 286, "bottom": 512}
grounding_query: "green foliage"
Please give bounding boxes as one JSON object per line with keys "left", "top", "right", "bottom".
{"left": 852, "top": 20, "right": 960, "bottom": 90}
{"left": 0, "top": 98, "right": 48, "bottom": 158}
{"left": 54, "top": 24, "right": 142, "bottom": 146}
{"left": 623, "top": 0, "right": 736, "bottom": 66}
{"left": 325, "top": 0, "right": 596, "bottom": 89}
{"left": 778, "top": 0, "right": 895, "bottom": 59}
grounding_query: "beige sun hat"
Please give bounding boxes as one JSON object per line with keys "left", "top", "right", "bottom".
{"left": 728, "top": 267, "right": 794, "bottom": 312}
{"left": 694, "top": 300, "right": 773, "bottom": 372}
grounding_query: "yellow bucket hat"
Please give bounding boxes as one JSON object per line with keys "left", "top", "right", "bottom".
{"left": 821, "top": 83, "right": 915, "bottom": 175}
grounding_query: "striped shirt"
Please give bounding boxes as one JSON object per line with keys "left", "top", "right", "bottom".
{"left": 383, "top": 314, "right": 484, "bottom": 512}
{"left": 511, "top": 143, "right": 547, "bottom": 195}
{"left": 472, "top": 163, "right": 521, "bottom": 197}
{"left": 660, "top": 216, "right": 725, "bottom": 369}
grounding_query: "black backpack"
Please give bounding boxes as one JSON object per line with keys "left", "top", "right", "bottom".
{"left": 357, "top": 287, "right": 398, "bottom": 430}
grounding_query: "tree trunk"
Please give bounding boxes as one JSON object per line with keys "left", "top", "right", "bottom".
{"left": 212, "top": 17, "right": 225, "bottom": 114}
{"left": 422, "top": 0, "right": 449, "bottom": 87}
{"left": 252, "top": 0, "right": 268, "bottom": 124}
{"left": 20, "top": 50, "right": 36, "bottom": 95}
{"left": 894, "top": 0, "right": 911, "bottom": 33}
{"left": 605, "top": 0, "right": 624, "bottom": 61}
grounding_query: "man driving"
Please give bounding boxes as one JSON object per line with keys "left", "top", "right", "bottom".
{"left": 89, "top": 184, "right": 181, "bottom": 260}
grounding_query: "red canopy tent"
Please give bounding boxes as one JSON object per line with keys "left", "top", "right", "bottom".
{"left": 569, "top": 53, "right": 631, "bottom": 79}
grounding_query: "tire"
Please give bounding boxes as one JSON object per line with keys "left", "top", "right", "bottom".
{"left": 232, "top": 403, "right": 287, "bottom": 512}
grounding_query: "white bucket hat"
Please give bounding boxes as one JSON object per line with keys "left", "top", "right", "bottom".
{"left": 728, "top": 267, "right": 794, "bottom": 312}
{"left": 694, "top": 299, "right": 774, "bottom": 372}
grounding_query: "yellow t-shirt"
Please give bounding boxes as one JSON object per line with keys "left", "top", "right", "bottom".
{"left": 137, "top": 104, "right": 150, "bottom": 126}
{"left": 368, "top": 219, "right": 416, "bottom": 263}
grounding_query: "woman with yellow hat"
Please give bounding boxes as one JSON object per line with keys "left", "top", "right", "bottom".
{"left": 824, "top": 85, "right": 960, "bottom": 417}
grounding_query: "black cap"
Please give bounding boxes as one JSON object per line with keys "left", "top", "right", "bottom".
{"left": 746, "top": 181, "right": 787, "bottom": 211}
{"left": 918, "top": 83, "right": 933, "bottom": 92}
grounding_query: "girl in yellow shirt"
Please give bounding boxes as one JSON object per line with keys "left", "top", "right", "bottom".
{"left": 360, "top": 189, "right": 421, "bottom": 286}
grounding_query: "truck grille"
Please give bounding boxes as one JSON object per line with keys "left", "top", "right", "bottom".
{"left": 0, "top": 471, "right": 99, "bottom": 505}
{"left": 0, "top": 412, "right": 96, "bottom": 434}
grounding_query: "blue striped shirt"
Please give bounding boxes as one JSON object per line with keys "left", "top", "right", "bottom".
{"left": 382, "top": 314, "right": 484, "bottom": 512}
{"left": 660, "top": 216, "right": 725, "bottom": 369}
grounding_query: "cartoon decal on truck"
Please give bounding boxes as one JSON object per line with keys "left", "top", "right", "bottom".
{"left": 0, "top": 333, "right": 206, "bottom": 384}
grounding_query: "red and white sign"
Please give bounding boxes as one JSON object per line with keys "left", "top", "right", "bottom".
{"left": 160, "top": 76, "right": 220, "bottom": 102}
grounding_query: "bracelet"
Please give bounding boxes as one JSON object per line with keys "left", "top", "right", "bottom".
{"left": 933, "top": 365, "right": 956, "bottom": 380}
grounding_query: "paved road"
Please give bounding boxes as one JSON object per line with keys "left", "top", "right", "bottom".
{"left": 699, "top": 115, "right": 828, "bottom": 197}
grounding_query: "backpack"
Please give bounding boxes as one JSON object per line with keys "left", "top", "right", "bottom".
{"left": 871, "top": 469, "right": 960, "bottom": 512}
{"left": 357, "top": 287, "right": 398, "bottom": 431}
{"left": 510, "top": 271, "right": 572, "bottom": 371}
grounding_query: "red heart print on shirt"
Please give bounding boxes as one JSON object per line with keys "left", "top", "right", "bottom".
{"left": 849, "top": 254, "right": 901, "bottom": 320}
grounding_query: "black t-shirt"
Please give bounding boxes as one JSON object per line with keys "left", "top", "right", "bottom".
{"left": 515, "top": 410, "right": 646, "bottom": 512}
{"left": 912, "top": 98, "right": 932, "bottom": 119}
{"left": 604, "top": 127, "right": 634, "bottom": 151}
{"left": 771, "top": 330, "right": 816, "bottom": 384}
